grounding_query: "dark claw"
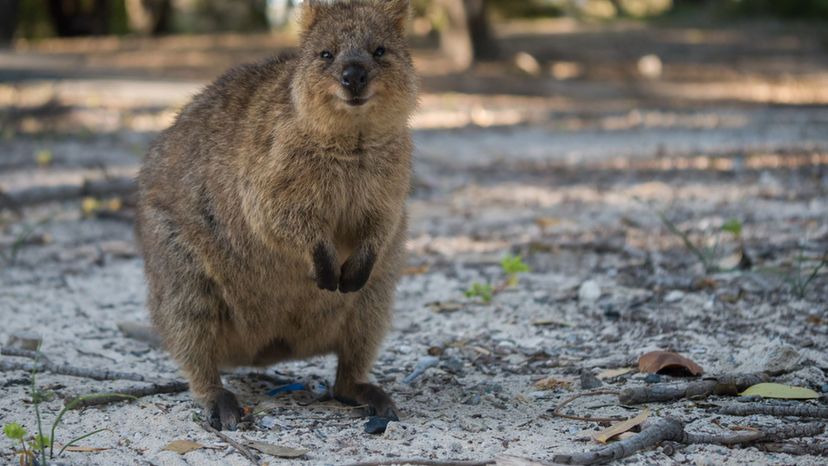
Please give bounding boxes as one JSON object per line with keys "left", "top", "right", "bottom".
{"left": 313, "top": 242, "right": 339, "bottom": 291}
{"left": 339, "top": 247, "right": 375, "bottom": 293}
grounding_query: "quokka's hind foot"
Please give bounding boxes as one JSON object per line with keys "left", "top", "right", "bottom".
{"left": 205, "top": 388, "right": 243, "bottom": 431}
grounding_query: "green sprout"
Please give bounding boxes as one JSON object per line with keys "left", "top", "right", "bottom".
{"left": 465, "top": 282, "right": 493, "bottom": 303}
{"left": 501, "top": 254, "right": 530, "bottom": 286}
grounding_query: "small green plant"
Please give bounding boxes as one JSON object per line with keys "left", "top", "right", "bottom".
{"left": 787, "top": 248, "right": 827, "bottom": 299}
{"left": 464, "top": 254, "right": 531, "bottom": 303}
{"left": 3, "top": 354, "right": 133, "bottom": 465}
{"left": 465, "top": 282, "right": 494, "bottom": 303}
{"left": 658, "top": 213, "right": 744, "bottom": 273}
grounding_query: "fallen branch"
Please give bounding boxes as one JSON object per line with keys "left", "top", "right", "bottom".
{"left": 553, "top": 417, "right": 684, "bottom": 465}
{"left": 344, "top": 460, "right": 496, "bottom": 466}
{"left": 618, "top": 373, "right": 768, "bottom": 404}
{"left": 756, "top": 442, "right": 828, "bottom": 456}
{"left": 1, "top": 358, "right": 150, "bottom": 382}
{"left": 64, "top": 380, "right": 188, "bottom": 409}
{"left": 1, "top": 346, "right": 50, "bottom": 363}
{"left": 200, "top": 422, "right": 261, "bottom": 465}
{"left": 0, "top": 176, "right": 136, "bottom": 210}
{"left": 551, "top": 390, "right": 623, "bottom": 423}
{"left": 553, "top": 417, "right": 825, "bottom": 465}
{"left": 720, "top": 402, "right": 828, "bottom": 419}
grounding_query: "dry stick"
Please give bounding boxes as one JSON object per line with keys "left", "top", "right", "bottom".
{"left": 200, "top": 422, "right": 261, "bottom": 466}
{"left": 0, "top": 358, "right": 149, "bottom": 382}
{"left": 344, "top": 460, "right": 496, "bottom": 466}
{"left": 552, "top": 389, "right": 623, "bottom": 423}
{"left": 1, "top": 176, "right": 136, "bottom": 209}
{"left": 553, "top": 417, "right": 825, "bottom": 465}
{"left": 757, "top": 442, "right": 828, "bottom": 457}
{"left": 719, "top": 403, "right": 828, "bottom": 419}
{"left": 1, "top": 346, "right": 50, "bottom": 362}
{"left": 64, "top": 380, "right": 189, "bottom": 409}
{"left": 618, "top": 373, "right": 768, "bottom": 404}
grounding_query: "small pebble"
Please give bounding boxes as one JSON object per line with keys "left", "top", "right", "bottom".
{"left": 578, "top": 280, "right": 601, "bottom": 303}
{"left": 580, "top": 372, "right": 603, "bottom": 389}
{"left": 821, "top": 383, "right": 828, "bottom": 394}
{"left": 644, "top": 373, "right": 662, "bottom": 384}
{"left": 664, "top": 290, "right": 685, "bottom": 303}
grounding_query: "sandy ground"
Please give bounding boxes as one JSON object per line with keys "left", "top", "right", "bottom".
{"left": 1, "top": 19, "right": 827, "bottom": 466}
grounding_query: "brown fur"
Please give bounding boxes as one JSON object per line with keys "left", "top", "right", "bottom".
{"left": 135, "top": 0, "right": 416, "bottom": 430}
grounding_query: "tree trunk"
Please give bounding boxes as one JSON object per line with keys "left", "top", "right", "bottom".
{"left": 0, "top": 0, "right": 19, "bottom": 44}
{"left": 437, "top": 0, "right": 497, "bottom": 70}
{"left": 47, "top": 0, "right": 110, "bottom": 37}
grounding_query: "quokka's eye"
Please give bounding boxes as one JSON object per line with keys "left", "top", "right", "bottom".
{"left": 320, "top": 51, "right": 333, "bottom": 60}
{"left": 373, "top": 47, "right": 386, "bottom": 58}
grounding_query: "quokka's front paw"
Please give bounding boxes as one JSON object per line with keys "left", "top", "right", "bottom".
{"left": 313, "top": 242, "right": 339, "bottom": 291}
{"left": 339, "top": 248, "right": 376, "bottom": 293}
{"left": 207, "top": 388, "right": 242, "bottom": 431}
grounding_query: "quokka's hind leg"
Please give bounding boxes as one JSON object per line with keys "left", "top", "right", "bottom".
{"left": 148, "top": 267, "right": 243, "bottom": 431}
{"left": 333, "top": 282, "right": 398, "bottom": 420}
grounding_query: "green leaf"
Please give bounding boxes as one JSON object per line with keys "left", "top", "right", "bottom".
{"left": 739, "top": 383, "right": 819, "bottom": 399}
{"left": 721, "top": 219, "right": 742, "bottom": 237}
{"left": 3, "top": 423, "right": 27, "bottom": 441}
{"left": 501, "top": 254, "right": 530, "bottom": 275}
{"left": 465, "top": 282, "right": 493, "bottom": 303}
{"left": 32, "top": 434, "right": 52, "bottom": 450}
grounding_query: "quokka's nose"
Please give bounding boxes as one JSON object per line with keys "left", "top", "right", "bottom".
{"left": 341, "top": 64, "right": 368, "bottom": 96}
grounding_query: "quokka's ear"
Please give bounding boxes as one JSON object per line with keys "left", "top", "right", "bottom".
{"left": 298, "top": 0, "right": 324, "bottom": 32}
{"left": 380, "top": 0, "right": 410, "bottom": 33}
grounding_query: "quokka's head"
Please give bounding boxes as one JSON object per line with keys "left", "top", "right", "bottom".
{"left": 292, "top": 0, "right": 417, "bottom": 132}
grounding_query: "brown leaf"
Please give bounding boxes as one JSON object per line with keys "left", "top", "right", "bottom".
{"left": 246, "top": 441, "right": 307, "bottom": 458}
{"left": 163, "top": 439, "right": 204, "bottom": 454}
{"left": 533, "top": 377, "right": 572, "bottom": 390}
{"left": 638, "top": 351, "right": 703, "bottom": 376}
{"left": 592, "top": 408, "right": 650, "bottom": 444}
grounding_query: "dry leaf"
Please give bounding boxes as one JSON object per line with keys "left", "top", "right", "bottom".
{"left": 592, "top": 408, "right": 650, "bottom": 444}
{"left": 739, "top": 383, "right": 819, "bottom": 399}
{"left": 535, "top": 217, "right": 562, "bottom": 229}
{"left": 246, "top": 441, "right": 307, "bottom": 458}
{"left": 163, "top": 439, "right": 204, "bottom": 454}
{"left": 596, "top": 367, "right": 633, "bottom": 380}
{"left": 403, "top": 264, "right": 430, "bottom": 275}
{"left": 427, "top": 301, "right": 463, "bottom": 314}
{"left": 533, "top": 377, "right": 572, "bottom": 390}
{"left": 61, "top": 445, "right": 110, "bottom": 453}
{"left": 639, "top": 351, "right": 703, "bottom": 376}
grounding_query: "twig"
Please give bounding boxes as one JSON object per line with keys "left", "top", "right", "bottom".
{"left": 63, "top": 381, "right": 188, "bottom": 409}
{"left": 553, "top": 417, "right": 825, "bottom": 465}
{"left": 658, "top": 212, "right": 716, "bottom": 273}
{"left": 618, "top": 373, "right": 768, "bottom": 404}
{"left": 0, "top": 358, "right": 150, "bottom": 382}
{"left": 551, "top": 390, "right": 623, "bottom": 423}
{"left": 343, "top": 460, "right": 496, "bottom": 466}
{"left": 756, "top": 442, "right": 828, "bottom": 456}
{"left": 1, "top": 346, "right": 50, "bottom": 363}
{"left": 200, "top": 422, "right": 261, "bottom": 465}
{"left": 0, "top": 176, "right": 136, "bottom": 210}
{"left": 720, "top": 402, "right": 828, "bottom": 419}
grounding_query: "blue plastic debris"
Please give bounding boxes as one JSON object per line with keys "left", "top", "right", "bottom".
{"left": 267, "top": 382, "right": 306, "bottom": 396}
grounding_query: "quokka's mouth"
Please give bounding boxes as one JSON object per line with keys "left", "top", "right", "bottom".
{"left": 345, "top": 97, "right": 369, "bottom": 107}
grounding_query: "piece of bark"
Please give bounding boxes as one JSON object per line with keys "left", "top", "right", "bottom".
{"left": 619, "top": 373, "right": 768, "bottom": 404}
{"left": 720, "top": 402, "right": 828, "bottom": 419}
{"left": 1, "top": 359, "right": 149, "bottom": 382}
{"left": 64, "top": 380, "right": 188, "bottom": 409}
